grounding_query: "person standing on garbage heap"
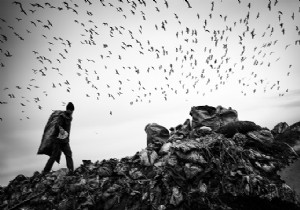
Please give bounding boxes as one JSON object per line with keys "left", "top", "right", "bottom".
{"left": 40, "top": 102, "right": 75, "bottom": 174}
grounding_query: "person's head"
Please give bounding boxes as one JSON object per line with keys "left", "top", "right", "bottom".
{"left": 66, "top": 102, "right": 75, "bottom": 116}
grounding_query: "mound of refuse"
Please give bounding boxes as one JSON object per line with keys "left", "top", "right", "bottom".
{"left": 272, "top": 121, "right": 300, "bottom": 155}
{"left": 1, "top": 105, "right": 300, "bottom": 210}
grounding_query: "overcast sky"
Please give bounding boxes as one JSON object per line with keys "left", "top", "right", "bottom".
{"left": 0, "top": 0, "right": 300, "bottom": 186}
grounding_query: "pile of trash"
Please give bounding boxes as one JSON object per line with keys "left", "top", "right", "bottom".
{"left": 1, "top": 105, "right": 300, "bottom": 210}
{"left": 272, "top": 121, "right": 300, "bottom": 155}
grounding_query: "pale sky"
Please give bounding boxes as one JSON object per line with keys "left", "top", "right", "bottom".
{"left": 0, "top": 0, "right": 300, "bottom": 186}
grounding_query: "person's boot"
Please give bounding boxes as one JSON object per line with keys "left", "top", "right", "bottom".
{"left": 41, "top": 170, "right": 49, "bottom": 176}
{"left": 67, "top": 169, "right": 74, "bottom": 176}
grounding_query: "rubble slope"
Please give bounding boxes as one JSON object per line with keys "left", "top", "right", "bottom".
{"left": 1, "top": 105, "right": 300, "bottom": 210}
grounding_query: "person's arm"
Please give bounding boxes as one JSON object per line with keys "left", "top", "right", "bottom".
{"left": 56, "top": 116, "right": 68, "bottom": 140}
{"left": 57, "top": 126, "right": 68, "bottom": 139}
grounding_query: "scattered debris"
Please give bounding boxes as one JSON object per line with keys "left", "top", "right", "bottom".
{"left": 0, "top": 105, "right": 299, "bottom": 210}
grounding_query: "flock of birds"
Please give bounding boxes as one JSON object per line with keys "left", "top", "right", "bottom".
{"left": 0, "top": 0, "right": 299, "bottom": 121}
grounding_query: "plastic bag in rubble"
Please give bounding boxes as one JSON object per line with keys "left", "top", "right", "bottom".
{"left": 158, "top": 205, "right": 166, "bottom": 210}
{"left": 172, "top": 139, "right": 203, "bottom": 152}
{"left": 167, "top": 154, "right": 178, "bottom": 166}
{"left": 272, "top": 122, "right": 289, "bottom": 135}
{"left": 189, "top": 126, "right": 212, "bottom": 138}
{"left": 145, "top": 123, "right": 170, "bottom": 145}
{"left": 199, "top": 182, "right": 207, "bottom": 193}
{"left": 290, "top": 122, "right": 300, "bottom": 132}
{"left": 217, "top": 120, "right": 261, "bottom": 138}
{"left": 169, "top": 119, "right": 192, "bottom": 138}
{"left": 140, "top": 149, "right": 158, "bottom": 166}
{"left": 273, "top": 121, "right": 300, "bottom": 154}
{"left": 159, "top": 142, "right": 172, "bottom": 155}
{"left": 176, "top": 150, "right": 207, "bottom": 164}
{"left": 150, "top": 183, "right": 162, "bottom": 208}
{"left": 184, "top": 163, "right": 203, "bottom": 179}
{"left": 52, "top": 168, "right": 68, "bottom": 177}
{"left": 170, "top": 186, "right": 183, "bottom": 206}
{"left": 247, "top": 129, "right": 274, "bottom": 144}
{"left": 173, "top": 134, "right": 219, "bottom": 152}
{"left": 58, "top": 197, "right": 76, "bottom": 210}
{"left": 97, "top": 163, "right": 113, "bottom": 177}
{"left": 129, "top": 168, "right": 144, "bottom": 179}
{"left": 154, "top": 153, "right": 178, "bottom": 167}
{"left": 189, "top": 105, "right": 238, "bottom": 130}
{"left": 233, "top": 133, "right": 248, "bottom": 146}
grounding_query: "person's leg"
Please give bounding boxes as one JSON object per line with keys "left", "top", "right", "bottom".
{"left": 61, "top": 143, "right": 74, "bottom": 171}
{"left": 43, "top": 143, "right": 61, "bottom": 173}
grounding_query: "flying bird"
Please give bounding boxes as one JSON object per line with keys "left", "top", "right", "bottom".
{"left": 31, "top": 3, "right": 44, "bottom": 8}
{"left": 4, "top": 51, "right": 12, "bottom": 57}
{"left": 1, "top": 34, "right": 8, "bottom": 41}
{"left": 13, "top": 1, "right": 27, "bottom": 15}
{"left": 30, "top": 21, "right": 37, "bottom": 26}
{"left": 184, "top": 0, "right": 192, "bottom": 8}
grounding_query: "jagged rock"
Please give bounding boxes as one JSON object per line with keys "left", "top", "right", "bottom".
{"left": 1, "top": 106, "right": 299, "bottom": 210}
{"left": 189, "top": 105, "right": 238, "bottom": 130}
{"left": 272, "top": 122, "right": 289, "bottom": 135}
{"left": 273, "top": 121, "right": 300, "bottom": 154}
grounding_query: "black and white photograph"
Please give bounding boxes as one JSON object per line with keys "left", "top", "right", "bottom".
{"left": 0, "top": 0, "right": 300, "bottom": 209}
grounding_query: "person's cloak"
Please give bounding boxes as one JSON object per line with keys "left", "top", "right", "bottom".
{"left": 37, "top": 110, "right": 64, "bottom": 163}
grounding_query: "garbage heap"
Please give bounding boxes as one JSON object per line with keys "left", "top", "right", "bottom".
{"left": 1, "top": 105, "right": 300, "bottom": 210}
{"left": 271, "top": 121, "right": 300, "bottom": 155}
